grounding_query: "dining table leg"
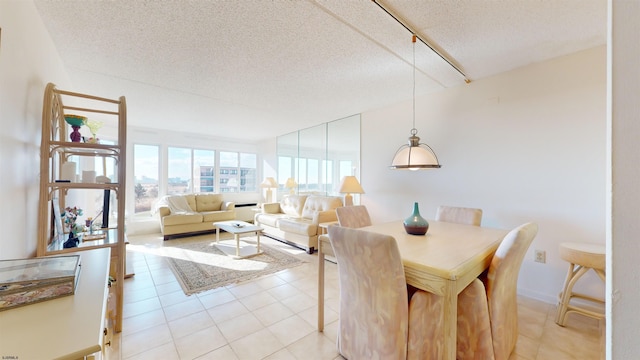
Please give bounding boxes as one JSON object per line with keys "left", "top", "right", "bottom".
{"left": 442, "top": 280, "right": 457, "bottom": 360}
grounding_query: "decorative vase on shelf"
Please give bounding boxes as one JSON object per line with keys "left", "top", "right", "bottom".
{"left": 403, "top": 202, "right": 429, "bottom": 235}
{"left": 63, "top": 232, "right": 79, "bottom": 248}
{"left": 64, "top": 114, "right": 87, "bottom": 143}
{"left": 70, "top": 126, "right": 82, "bottom": 142}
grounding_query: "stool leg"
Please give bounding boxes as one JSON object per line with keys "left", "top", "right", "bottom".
{"left": 556, "top": 263, "right": 575, "bottom": 325}
{"left": 555, "top": 264, "right": 589, "bottom": 326}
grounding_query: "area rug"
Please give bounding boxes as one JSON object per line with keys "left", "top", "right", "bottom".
{"left": 165, "top": 238, "right": 305, "bottom": 295}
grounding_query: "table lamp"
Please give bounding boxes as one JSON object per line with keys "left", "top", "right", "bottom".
{"left": 260, "top": 177, "right": 278, "bottom": 203}
{"left": 285, "top": 178, "right": 297, "bottom": 194}
{"left": 338, "top": 176, "right": 364, "bottom": 206}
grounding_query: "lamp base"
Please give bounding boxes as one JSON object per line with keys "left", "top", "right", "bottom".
{"left": 344, "top": 194, "right": 354, "bottom": 206}
{"left": 265, "top": 189, "right": 273, "bottom": 203}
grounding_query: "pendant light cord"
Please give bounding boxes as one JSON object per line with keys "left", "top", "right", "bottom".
{"left": 412, "top": 34, "right": 417, "bottom": 133}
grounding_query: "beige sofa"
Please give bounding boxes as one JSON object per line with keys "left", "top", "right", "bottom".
{"left": 254, "top": 194, "right": 343, "bottom": 253}
{"left": 156, "top": 193, "right": 236, "bottom": 239}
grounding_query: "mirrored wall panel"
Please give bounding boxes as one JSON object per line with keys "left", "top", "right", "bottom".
{"left": 277, "top": 114, "right": 360, "bottom": 199}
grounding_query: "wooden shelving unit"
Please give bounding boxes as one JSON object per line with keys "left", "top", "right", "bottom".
{"left": 37, "top": 83, "right": 127, "bottom": 332}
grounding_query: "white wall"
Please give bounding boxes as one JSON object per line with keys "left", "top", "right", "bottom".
{"left": 0, "top": 1, "right": 71, "bottom": 259}
{"left": 609, "top": 1, "right": 640, "bottom": 358}
{"left": 361, "top": 46, "right": 607, "bottom": 304}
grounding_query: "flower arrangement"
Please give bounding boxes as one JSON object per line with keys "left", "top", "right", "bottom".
{"left": 62, "top": 206, "right": 84, "bottom": 235}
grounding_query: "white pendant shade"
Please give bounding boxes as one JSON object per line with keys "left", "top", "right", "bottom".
{"left": 390, "top": 34, "right": 442, "bottom": 171}
{"left": 390, "top": 131, "right": 441, "bottom": 170}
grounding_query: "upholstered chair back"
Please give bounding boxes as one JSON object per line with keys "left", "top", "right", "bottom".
{"left": 328, "top": 226, "right": 409, "bottom": 359}
{"left": 409, "top": 222, "right": 538, "bottom": 360}
{"left": 485, "top": 222, "right": 538, "bottom": 360}
{"left": 336, "top": 205, "right": 372, "bottom": 228}
{"left": 435, "top": 206, "right": 483, "bottom": 226}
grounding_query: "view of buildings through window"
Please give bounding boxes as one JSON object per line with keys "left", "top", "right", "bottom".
{"left": 133, "top": 144, "right": 160, "bottom": 213}
{"left": 133, "top": 144, "right": 257, "bottom": 213}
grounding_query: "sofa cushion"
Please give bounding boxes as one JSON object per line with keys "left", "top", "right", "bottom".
{"left": 256, "top": 213, "right": 288, "bottom": 228}
{"left": 301, "top": 196, "right": 343, "bottom": 219}
{"left": 201, "top": 210, "right": 236, "bottom": 222}
{"left": 279, "top": 218, "right": 317, "bottom": 236}
{"left": 280, "top": 195, "right": 307, "bottom": 217}
{"left": 195, "top": 193, "right": 223, "bottom": 212}
{"left": 162, "top": 213, "right": 203, "bottom": 226}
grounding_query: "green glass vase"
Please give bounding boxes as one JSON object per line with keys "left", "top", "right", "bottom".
{"left": 403, "top": 202, "right": 429, "bottom": 235}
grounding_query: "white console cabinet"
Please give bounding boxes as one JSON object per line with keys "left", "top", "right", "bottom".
{"left": 0, "top": 248, "right": 113, "bottom": 359}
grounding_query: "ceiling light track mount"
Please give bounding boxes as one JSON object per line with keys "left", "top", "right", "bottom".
{"left": 371, "top": 0, "right": 470, "bottom": 84}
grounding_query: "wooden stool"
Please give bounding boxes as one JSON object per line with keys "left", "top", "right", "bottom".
{"left": 555, "top": 242, "right": 605, "bottom": 326}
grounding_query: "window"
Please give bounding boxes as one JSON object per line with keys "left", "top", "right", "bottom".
{"left": 339, "top": 160, "right": 353, "bottom": 181}
{"left": 167, "top": 147, "right": 191, "bottom": 195}
{"left": 298, "top": 158, "right": 307, "bottom": 192}
{"left": 130, "top": 143, "right": 257, "bottom": 215}
{"left": 133, "top": 144, "right": 159, "bottom": 213}
{"left": 219, "top": 151, "right": 238, "bottom": 193}
{"left": 278, "top": 156, "right": 294, "bottom": 191}
{"left": 194, "top": 149, "right": 215, "bottom": 193}
{"left": 219, "top": 151, "right": 257, "bottom": 193}
{"left": 323, "top": 160, "right": 333, "bottom": 192}
{"left": 240, "top": 153, "right": 257, "bottom": 192}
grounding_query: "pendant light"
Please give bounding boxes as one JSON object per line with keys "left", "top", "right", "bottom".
{"left": 390, "top": 35, "right": 442, "bottom": 170}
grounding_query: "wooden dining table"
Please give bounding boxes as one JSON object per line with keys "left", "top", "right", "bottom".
{"left": 317, "top": 220, "right": 509, "bottom": 360}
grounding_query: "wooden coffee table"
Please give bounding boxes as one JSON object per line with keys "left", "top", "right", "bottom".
{"left": 213, "top": 220, "right": 264, "bottom": 258}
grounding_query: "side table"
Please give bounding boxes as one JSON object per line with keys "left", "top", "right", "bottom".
{"left": 318, "top": 221, "right": 338, "bottom": 235}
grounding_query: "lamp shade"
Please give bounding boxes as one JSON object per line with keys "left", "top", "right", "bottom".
{"left": 260, "top": 177, "right": 277, "bottom": 188}
{"left": 339, "top": 176, "right": 365, "bottom": 194}
{"left": 390, "top": 35, "right": 442, "bottom": 171}
{"left": 285, "top": 178, "right": 297, "bottom": 188}
{"left": 390, "top": 131, "right": 441, "bottom": 170}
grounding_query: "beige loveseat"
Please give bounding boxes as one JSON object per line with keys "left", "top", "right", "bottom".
{"left": 254, "top": 194, "right": 343, "bottom": 254}
{"left": 156, "top": 193, "right": 236, "bottom": 239}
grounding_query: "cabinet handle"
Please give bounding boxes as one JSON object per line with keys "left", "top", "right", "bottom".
{"left": 104, "top": 328, "right": 108, "bottom": 336}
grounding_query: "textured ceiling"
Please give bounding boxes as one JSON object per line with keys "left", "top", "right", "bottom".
{"left": 33, "top": 0, "right": 606, "bottom": 143}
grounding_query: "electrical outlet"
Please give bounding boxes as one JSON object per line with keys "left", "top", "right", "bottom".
{"left": 534, "top": 249, "right": 546, "bottom": 263}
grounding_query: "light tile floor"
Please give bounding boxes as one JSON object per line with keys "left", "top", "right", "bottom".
{"left": 107, "top": 232, "right": 604, "bottom": 360}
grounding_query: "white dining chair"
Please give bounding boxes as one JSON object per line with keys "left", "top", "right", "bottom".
{"left": 408, "top": 222, "right": 538, "bottom": 360}
{"left": 435, "top": 205, "right": 483, "bottom": 226}
{"left": 336, "top": 205, "right": 372, "bottom": 228}
{"left": 329, "top": 226, "right": 411, "bottom": 359}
